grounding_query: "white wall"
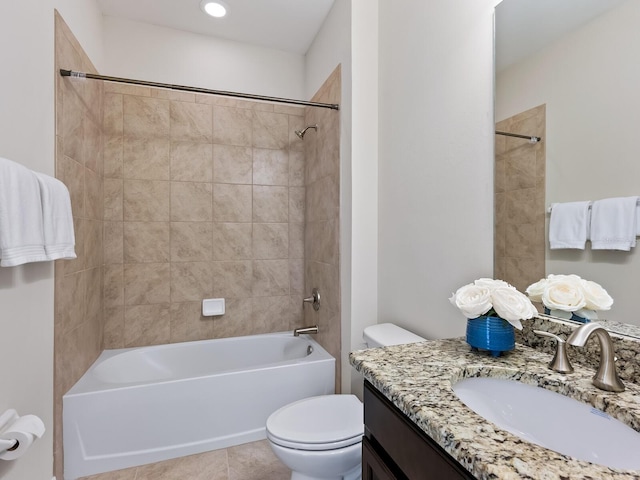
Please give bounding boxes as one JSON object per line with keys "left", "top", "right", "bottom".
{"left": 496, "top": 0, "right": 640, "bottom": 326}
{"left": 0, "top": 2, "right": 102, "bottom": 479}
{"left": 305, "top": 0, "right": 379, "bottom": 396}
{"left": 102, "top": 16, "right": 305, "bottom": 99}
{"left": 377, "top": 0, "right": 497, "bottom": 340}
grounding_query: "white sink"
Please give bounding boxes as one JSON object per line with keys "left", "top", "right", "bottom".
{"left": 452, "top": 377, "right": 640, "bottom": 470}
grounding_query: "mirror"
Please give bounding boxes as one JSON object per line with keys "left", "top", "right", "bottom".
{"left": 494, "top": 0, "right": 640, "bottom": 336}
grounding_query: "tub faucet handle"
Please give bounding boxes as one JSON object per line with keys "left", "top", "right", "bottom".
{"left": 303, "top": 288, "right": 321, "bottom": 311}
{"left": 534, "top": 330, "right": 574, "bottom": 374}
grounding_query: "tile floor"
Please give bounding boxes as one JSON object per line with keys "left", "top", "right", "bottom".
{"left": 79, "top": 440, "right": 291, "bottom": 480}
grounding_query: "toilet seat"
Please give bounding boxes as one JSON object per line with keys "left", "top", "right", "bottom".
{"left": 266, "top": 395, "right": 363, "bottom": 452}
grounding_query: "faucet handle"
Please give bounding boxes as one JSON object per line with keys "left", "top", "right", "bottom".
{"left": 534, "top": 330, "right": 574, "bottom": 374}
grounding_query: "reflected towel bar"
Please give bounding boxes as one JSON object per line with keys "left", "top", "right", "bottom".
{"left": 495, "top": 130, "right": 541, "bottom": 143}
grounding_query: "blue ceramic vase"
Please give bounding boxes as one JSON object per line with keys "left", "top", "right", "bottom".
{"left": 466, "top": 315, "right": 515, "bottom": 357}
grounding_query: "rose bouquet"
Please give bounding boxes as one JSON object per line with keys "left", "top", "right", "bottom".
{"left": 449, "top": 278, "right": 538, "bottom": 330}
{"left": 525, "top": 274, "right": 613, "bottom": 321}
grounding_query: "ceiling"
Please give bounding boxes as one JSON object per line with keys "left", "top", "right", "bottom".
{"left": 96, "top": 0, "right": 335, "bottom": 55}
{"left": 495, "top": 0, "right": 628, "bottom": 72}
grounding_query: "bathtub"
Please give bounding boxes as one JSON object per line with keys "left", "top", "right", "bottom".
{"left": 63, "top": 332, "right": 335, "bottom": 479}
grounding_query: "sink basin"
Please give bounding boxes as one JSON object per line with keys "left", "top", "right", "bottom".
{"left": 452, "top": 377, "right": 640, "bottom": 470}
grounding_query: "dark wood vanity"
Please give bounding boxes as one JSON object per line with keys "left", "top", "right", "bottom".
{"left": 363, "top": 381, "right": 475, "bottom": 480}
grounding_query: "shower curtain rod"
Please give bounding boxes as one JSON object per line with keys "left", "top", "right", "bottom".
{"left": 59, "top": 69, "right": 340, "bottom": 111}
{"left": 495, "top": 130, "right": 542, "bottom": 143}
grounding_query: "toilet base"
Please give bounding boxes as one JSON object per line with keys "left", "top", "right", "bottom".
{"left": 290, "top": 465, "right": 360, "bottom": 480}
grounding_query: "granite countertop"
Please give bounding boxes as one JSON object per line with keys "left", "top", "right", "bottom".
{"left": 349, "top": 338, "right": 640, "bottom": 480}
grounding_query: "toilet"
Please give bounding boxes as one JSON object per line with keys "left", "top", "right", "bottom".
{"left": 266, "top": 323, "right": 425, "bottom": 480}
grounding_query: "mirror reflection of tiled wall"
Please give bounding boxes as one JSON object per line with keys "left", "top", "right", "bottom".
{"left": 494, "top": 104, "right": 545, "bottom": 295}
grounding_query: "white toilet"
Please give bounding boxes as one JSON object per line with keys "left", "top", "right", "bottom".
{"left": 266, "top": 323, "right": 425, "bottom": 480}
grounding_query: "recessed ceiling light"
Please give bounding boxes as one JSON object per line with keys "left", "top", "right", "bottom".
{"left": 200, "top": 0, "right": 228, "bottom": 18}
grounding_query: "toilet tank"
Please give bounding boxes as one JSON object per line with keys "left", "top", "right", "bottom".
{"left": 363, "top": 323, "right": 425, "bottom": 348}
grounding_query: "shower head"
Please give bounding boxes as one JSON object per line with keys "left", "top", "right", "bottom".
{"left": 295, "top": 124, "right": 318, "bottom": 139}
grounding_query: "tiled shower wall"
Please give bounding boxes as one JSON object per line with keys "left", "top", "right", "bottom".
{"left": 303, "top": 66, "right": 342, "bottom": 391}
{"left": 54, "top": 12, "right": 105, "bottom": 479}
{"left": 494, "top": 104, "right": 546, "bottom": 294}
{"left": 102, "top": 85, "right": 309, "bottom": 348}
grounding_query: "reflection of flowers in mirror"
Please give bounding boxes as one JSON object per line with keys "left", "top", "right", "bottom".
{"left": 526, "top": 274, "right": 613, "bottom": 321}
{"left": 449, "top": 278, "right": 538, "bottom": 330}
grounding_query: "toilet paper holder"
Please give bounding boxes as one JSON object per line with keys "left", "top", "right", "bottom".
{"left": 0, "top": 410, "right": 19, "bottom": 453}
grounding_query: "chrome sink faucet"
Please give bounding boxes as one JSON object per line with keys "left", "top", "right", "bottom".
{"left": 567, "top": 322, "right": 625, "bottom": 392}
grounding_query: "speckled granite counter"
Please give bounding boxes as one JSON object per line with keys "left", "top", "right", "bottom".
{"left": 350, "top": 338, "right": 640, "bottom": 480}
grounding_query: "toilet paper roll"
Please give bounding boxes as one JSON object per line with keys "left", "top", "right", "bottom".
{"left": 0, "top": 415, "right": 45, "bottom": 461}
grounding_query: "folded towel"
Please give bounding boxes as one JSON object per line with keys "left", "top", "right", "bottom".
{"left": 590, "top": 196, "right": 639, "bottom": 251}
{"left": 549, "top": 201, "right": 591, "bottom": 249}
{"left": 34, "top": 172, "right": 76, "bottom": 261}
{"left": 0, "top": 157, "right": 48, "bottom": 266}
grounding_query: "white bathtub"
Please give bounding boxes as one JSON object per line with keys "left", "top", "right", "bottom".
{"left": 63, "top": 332, "right": 335, "bottom": 479}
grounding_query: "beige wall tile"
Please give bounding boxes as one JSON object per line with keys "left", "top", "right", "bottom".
{"left": 104, "top": 134, "right": 123, "bottom": 179}
{"left": 56, "top": 270, "right": 85, "bottom": 335}
{"left": 170, "top": 302, "right": 215, "bottom": 343}
{"left": 170, "top": 101, "right": 213, "bottom": 142}
{"left": 104, "top": 93, "right": 123, "bottom": 135}
{"left": 305, "top": 174, "right": 338, "bottom": 223}
{"left": 59, "top": 154, "right": 84, "bottom": 218}
{"left": 124, "top": 304, "right": 171, "bottom": 347}
{"left": 305, "top": 220, "right": 338, "bottom": 265}
{"left": 253, "top": 186, "right": 288, "bottom": 223}
{"left": 171, "top": 182, "right": 213, "bottom": 221}
{"left": 213, "top": 144, "right": 252, "bottom": 184}
{"left": 104, "top": 178, "right": 123, "bottom": 221}
{"left": 105, "top": 81, "right": 151, "bottom": 97}
{"left": 171, "top": 222, "right": 213, "bottom": 262}
{"left": 213, "top": 106, "right": 252, "bottom": 146}
{"left": 252, "top": 260, "right": 289, "bottom": 297}
{"left": 289, "top": 150, "right": 305, "bottom": 186}
{"left": 288, "top": 187, "right": 305, "bottom": 223}
{"left": 124, "top": 179, "right": 170, "bottom": 221}
{"left": 289, "top": 259, "right": 304, "bottom": 296}
{"left": 123, "top": 137, "right": 170, "bottom": 180}
{"left": 123, "top": 95, "right": 170, "bottom": 138}
{"left": 253, "top": 111, "right": 288, "bottom": 149}
{"left": 214, "top": 184, "right": 252, "bottom": 222}
{"left": 85, "top": 167, "right": 103, "bottom": 220}
{"left": 212, "top": 261, "right": 253, "bottom": 298}
{"left": 212, "top": 298, "right": 253, "bottom": 338}
{"left": 171, "top": 142, "right": 213, "bottom": 182}
{"left": 171, "top": 262, "right": 214, "bottom": 303}
{"left": 253, "top": 148, "right": 288, "bottom": 186}
{"left": 104, "top": 264, "right": 124, "bottom": 307}
{"left": 252, "top": 223, "right": 288, "bottom": 259}
{"left": 212, "top": 223, "right": 253, "bottom": 260}
{"left": 104, "top": 221, "right": 124, "bottom": 264}
{"left": 288, "top": 222, "right": 304, "bottom": 259}
{"left": 152, "top": 88, "right": 195, "bottom": 103}
{"left": 250, "top": 296, "right": 291, "bottom": 334}
{"left": 124, "top": 263, "right": 171, "bottom": 305}
{"left": 84, "top": 219, "right": 103, "bottom": 269}
{"left": 124, "top": 222, "right": 170, "bottom": 263}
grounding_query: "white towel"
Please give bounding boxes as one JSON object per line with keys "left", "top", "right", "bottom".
{"left": 549, "top": 201, "right": 591, "bottom": 249}
{"left": 0, "top": 157, "right": 48, "bottom": 266}
{"left": 590, "top": 196, "right": 639, "bottom": 251}
{"left": 34, "top": 172, "right": 77, "bottom": 261}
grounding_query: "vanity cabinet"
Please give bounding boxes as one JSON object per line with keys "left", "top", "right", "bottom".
{"left": 363, "top": 381, "right": 475, "bottom": 480}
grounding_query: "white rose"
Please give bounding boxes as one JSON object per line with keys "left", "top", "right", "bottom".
{"left": 449, "top": 284, "right": 492, "bottom": 319}
{"left": 474, "top": 278, "right": 514, "bottom": 291}
{"left": 491, "top": 287, "right": 538, "bottom": 330}
{"left": 525, "top": 278, "right": 547, "bottom": 303}
{"left": 581, "top": 279, "right": 613, "bottom": 311}
{"left": 542, "top": 275, "right": 586, "bottom": 312}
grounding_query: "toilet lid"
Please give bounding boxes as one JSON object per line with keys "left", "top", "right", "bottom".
{"left": 266, "top": 395, "right": 363, "bottom": 450}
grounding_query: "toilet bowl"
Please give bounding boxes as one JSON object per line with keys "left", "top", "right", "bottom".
{"left": 267, "top": 324, "right": 425, "bottom": 480}
{"left": 266, "top": 395, "right": 363, "bottom": 480}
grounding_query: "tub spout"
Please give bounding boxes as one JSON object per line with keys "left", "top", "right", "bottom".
{"left": 294, "top": 325, "right": 318, "bottom": 336}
